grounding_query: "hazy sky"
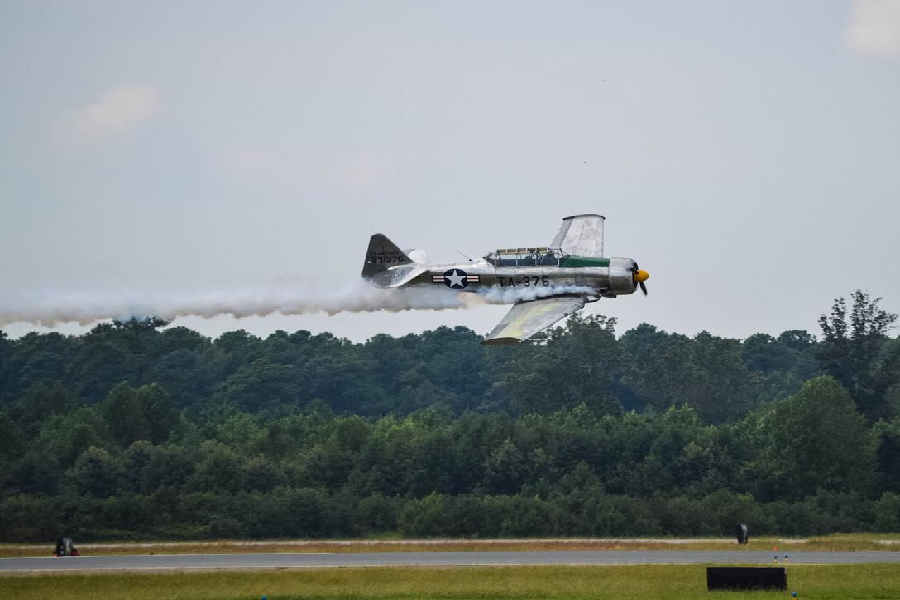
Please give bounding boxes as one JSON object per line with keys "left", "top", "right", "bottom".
{"left": 2, "top": 1, "right": 899, "bottom": 342}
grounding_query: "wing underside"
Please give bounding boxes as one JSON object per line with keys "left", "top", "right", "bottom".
{"left": 550, "top": 214, "right": 605, "bottom": 258}
{"left": 482, "top": 296, "right": 587, "bottom": 345}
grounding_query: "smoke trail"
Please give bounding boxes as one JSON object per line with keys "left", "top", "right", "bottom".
{"left": 0, "top": 282, "right": 465, "bottom": 327}
{"left": 0, "top": 283, "right": 595, "bottom": 328}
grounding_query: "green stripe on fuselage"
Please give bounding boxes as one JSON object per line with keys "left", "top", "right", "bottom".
{"left": 559, "top": 256, "right": 610, "bottom": 268}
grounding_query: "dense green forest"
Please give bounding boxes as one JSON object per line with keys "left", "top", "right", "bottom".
{"left": 1, "top": 291, "right": 899, "bottom": 541}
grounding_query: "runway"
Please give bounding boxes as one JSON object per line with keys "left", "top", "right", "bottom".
{"left": 3, "top": 550, "right": 900, "bottom": 572}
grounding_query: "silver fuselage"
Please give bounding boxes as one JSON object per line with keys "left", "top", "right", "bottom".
{"left": 375, "top": 256, "right": 639, "bottom": 299}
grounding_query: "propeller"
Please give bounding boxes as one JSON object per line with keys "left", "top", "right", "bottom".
{"left": 632, "top": 262, "right": 649, "bottom": 296}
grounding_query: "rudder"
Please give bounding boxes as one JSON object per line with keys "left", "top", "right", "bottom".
{"left": 361, "top": 234, "right": 411, "bottom": 278}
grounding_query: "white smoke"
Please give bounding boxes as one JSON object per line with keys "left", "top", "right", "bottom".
{"left": 0, "top": 283, "right": 464, "bottom": 327}
{"left": 0, "top": 282, "right": 596, "bottom": 328}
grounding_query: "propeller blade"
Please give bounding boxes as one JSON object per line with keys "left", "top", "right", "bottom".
{"left": 632, "top": 262, "right": 648, "bottom": 296}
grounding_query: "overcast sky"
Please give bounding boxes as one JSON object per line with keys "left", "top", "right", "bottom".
{"left": 2, "top": 1, "right": 899, "bottom": 342}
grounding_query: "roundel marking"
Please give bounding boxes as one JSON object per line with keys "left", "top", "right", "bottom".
{"left": 443, "top": 269, "right": 468, "bottom": 289}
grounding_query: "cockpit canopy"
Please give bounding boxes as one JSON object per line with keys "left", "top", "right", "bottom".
{"left": 484, "top": 247, "right": 569, "bottom": 267}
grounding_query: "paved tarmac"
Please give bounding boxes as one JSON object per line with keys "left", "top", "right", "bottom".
{"left": 3, "top": 550, "right": 900, "bottom": 572}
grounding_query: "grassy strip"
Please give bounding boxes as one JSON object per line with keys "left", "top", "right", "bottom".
{"left": 2, "top": 534, "right": 900, "bottom": 558}
{"left": 3, "top": 564, "right": 900, "bottom": 600}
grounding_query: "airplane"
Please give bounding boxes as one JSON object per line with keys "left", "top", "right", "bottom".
{"left": 361, "top": 214, "right": 649, "bottom": 345}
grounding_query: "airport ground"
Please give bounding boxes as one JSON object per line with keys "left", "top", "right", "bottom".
{"left": 2, "top": 534, "right": 900, "bottom": 558}
{"left": 3, "top": 564, "right": 900, "bottom": 600}
{"left": 3, "top": 535, "right": 899, "bottom": 599}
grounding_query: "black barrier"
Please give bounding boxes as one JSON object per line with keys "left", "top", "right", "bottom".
{"left": 706, "top": 567, "right": 787, "bottom": 591}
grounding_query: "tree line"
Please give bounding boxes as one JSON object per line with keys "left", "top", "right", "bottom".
{"left": 0, "top": 291, "right": 898, "bottom": 541}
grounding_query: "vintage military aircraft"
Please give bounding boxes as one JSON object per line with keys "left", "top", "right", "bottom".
{"left": 362, "top": 214, "right": 649, "bottom": 344}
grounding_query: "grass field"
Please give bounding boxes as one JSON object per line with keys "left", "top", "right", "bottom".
{"left": 3, "top": 533, "right": 900, "bottom": 558}
{"left": 3, "top": 564, "right": 900, "bottom": 600}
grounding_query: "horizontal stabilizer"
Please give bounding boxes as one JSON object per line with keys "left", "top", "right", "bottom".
{"left": 387, "top": 265, "right": 428, "bottom": 288}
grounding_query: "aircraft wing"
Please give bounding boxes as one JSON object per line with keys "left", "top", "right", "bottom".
{"left": 550, "top": 214, "right": 605, "bottom": 257}
{"left": 482, "top": 296, "right": 587, "bottom": 345}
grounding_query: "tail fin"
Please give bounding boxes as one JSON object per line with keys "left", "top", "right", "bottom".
{"left": 361, "top": 234, "right": 411, "bottom": 278}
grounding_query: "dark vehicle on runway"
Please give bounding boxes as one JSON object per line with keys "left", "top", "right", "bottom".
{"left": 53, "top": 537, "right": 79, "bottom": 556}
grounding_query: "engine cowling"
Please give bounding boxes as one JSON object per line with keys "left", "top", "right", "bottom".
{"left": 608, "top": 257, "right": 637, "bottom": 294}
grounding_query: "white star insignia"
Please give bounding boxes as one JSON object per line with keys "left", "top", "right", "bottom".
{"left": 445, "top": 270, "right": 466, "bottom": 288}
